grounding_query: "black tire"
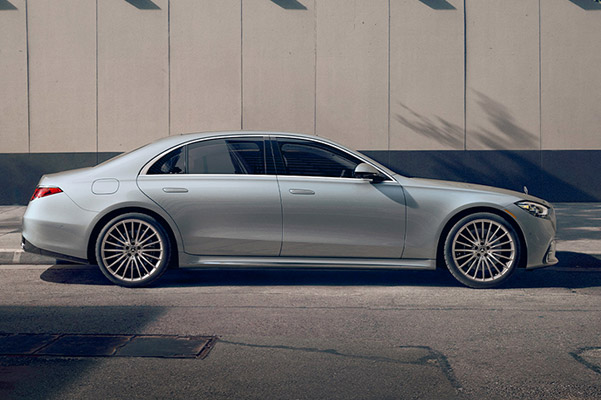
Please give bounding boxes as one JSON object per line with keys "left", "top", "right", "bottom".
{"left": 95, "top": 213, "right": 171, "bottom": 287}
{"left": 444, "top": 212, "right": 520, "bottom": 288}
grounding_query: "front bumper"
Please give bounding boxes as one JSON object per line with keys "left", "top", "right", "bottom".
{"left": 506, "top": 204, "right": 558, "bottom": 269}
{"left": 525, "top": 239, "right": 558, "bottom": 270}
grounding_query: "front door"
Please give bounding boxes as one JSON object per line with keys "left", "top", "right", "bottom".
{"left": 272, "top": 137, "right": 406, "bottom": 258}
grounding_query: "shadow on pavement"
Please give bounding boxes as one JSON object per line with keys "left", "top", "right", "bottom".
{"left": 40, "top": 265, "right": 461, "bottom": 288}
{"left": 0, "top": 306, "right": 166, "bottom": 399}
{"left": 552, "top": 251, "right": 601, "bottom": 269}
{"left": 40, "top": 251, "right": 601, "bottom": 289}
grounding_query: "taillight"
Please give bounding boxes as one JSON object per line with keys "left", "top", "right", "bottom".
{"left": 30, "top": 186, "right": 63, "bottom": 201}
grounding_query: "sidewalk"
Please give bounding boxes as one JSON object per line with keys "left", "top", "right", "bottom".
{"left": 1, "top": 204, "right": 600, "bottom": 265}
{"left": 0, "top": 206, "right": 52, "bottom": 264}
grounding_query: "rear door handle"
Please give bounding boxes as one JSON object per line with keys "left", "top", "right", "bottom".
{"left": 289, "top": 189, "right": 315, "bottom": 195}
{"left": 162, "top": 187, "right": 188, "bottom": 193}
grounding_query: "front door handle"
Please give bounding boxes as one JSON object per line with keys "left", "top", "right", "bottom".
{"left": 162, "top": 187, "right": 188, "bottom": 193}
{"left": 289, "top": 189, "right": 315, "bottom": 195}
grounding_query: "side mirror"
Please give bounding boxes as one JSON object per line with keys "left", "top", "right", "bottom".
{"left": 354, "top": 163, "right": 385, "bottom": 183}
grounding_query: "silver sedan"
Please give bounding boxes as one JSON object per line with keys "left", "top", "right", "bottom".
{"left": 22, "top": 131, "right": 557, "bottom": 288}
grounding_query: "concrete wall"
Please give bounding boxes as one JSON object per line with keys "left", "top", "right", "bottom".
{"left": 28, "top": 0, "right": 97, "bottom": 153}
{"left": 243, "top": 0, "right": 316, "bottom": 134}
{"left": 170, "top": 0, "right": 241, "bottom": 135}
{"left": 390, "top": 0, "right": 465, "bottom": 151}
{"left": 466, "top": 0, "right": 540, "bottom": 150}
{"left": 541, "top": 0, "right": 601, "bottom": 150}
{"left": 0, "top": 0, "right": 28, "bottom": 153}
{"left": 97, "top": 0, "right": 169, "bottom": 152}
{"left": 1, "top": 0, "right": 601, "bottom": 203}
{"left": 316, "top": 0, "right": 388, "bottom": 150}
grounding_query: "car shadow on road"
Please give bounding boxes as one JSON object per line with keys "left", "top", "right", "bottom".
{"left": 40, "top": 252, "right": 601, "bottom": 289}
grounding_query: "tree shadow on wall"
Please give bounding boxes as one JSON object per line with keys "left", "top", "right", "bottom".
{"left": 124, "top": 0, "right": 160, "bottom": 10}
{"left": 395, "top": 103, "right": 463, "bottom": 149}
{"left": 568, "top": 0, "right": 601, "bottom": 10}
{"left": 271, "top": 0, "right": 307, "bottom": 10}
{"left": 469, "top": 90, "right": 538, "bottom": 149}
{"left": 395, "top": 90, "right": 538, "bottom": 150}
{"left": 0, "top": 0, "right": 17, "bottom": 10}
{"left": 418, "top": 0, "right": 456, "bottom": 10}
{"left": 391, "top": 92, "right": 597, "bottom": 201}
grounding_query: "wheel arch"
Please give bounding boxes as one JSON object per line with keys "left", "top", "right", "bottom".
{"left": 87, "top": 207, "right": 179, "bottom": 268}
{"left": 435, "top": 206, "right": 527, "bottom": 270}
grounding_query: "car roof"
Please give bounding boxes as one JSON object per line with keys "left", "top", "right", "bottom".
{"left": 153, "top": 130, "right": 331, "bottom": 146}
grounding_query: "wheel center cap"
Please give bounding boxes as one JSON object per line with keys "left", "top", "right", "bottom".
{"left": 476, "top": 245, "right": 489, "bottom": 256}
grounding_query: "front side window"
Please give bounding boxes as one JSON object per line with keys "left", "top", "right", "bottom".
{"left": 148, "top": 138, "right": 266, "bottom": 175}
{"left": 274, "top": 139, "right": 362, "bottom": 178}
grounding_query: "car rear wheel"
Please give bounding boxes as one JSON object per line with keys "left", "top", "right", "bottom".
{"left": 95, "top": 213, "right": 170, "bottom": 287}
{"left": 444, "top": 212, "right": 520, "bottom": 288}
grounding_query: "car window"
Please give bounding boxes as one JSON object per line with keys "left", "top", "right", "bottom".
{"left": 188, "top": 138, "right": 265, "bottom": 174}
{"left": 187, "top": 139, "right": 237, "bottom": 174}
{"left": 147, "top": 147, "right": 185, "bottom": 174}
{"left": 274, "top": 139, "right": 361, "bottom": 178}
{"left": 226, "top": 140, "right": 266, "bottom": 175}
{"left": 148, "top": 138, "right": 266, "bottom": 175}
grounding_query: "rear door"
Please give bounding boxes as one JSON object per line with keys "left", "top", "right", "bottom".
{"left": 137, "top": 136, "right": 282, "bottom": 256}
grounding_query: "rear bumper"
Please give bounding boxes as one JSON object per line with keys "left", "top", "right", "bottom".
{"left": 21, "top": 236, "right": 88, "bottom": 264}
{"left": 22, "top": 192, "right": 97, "bottom": 260}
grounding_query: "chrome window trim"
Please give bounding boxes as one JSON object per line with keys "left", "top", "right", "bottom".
{"left": 138, "top": 174, "right": 276, "bottom": 179}
{"left": 138, "top": 175, "right": 398, "bottom": 185}
{"left": 139, "top": 133, "right": 395, "bottom": 182}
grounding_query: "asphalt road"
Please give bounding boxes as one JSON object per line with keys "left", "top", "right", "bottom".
{"left": 1, "top": 261, "right": 601, "bottom": 400}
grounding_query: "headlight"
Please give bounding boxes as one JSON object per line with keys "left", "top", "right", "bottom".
{"left": 516, "top": 201, "right": 549, "bottom": 218}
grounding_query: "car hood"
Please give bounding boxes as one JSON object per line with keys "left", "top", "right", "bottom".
{"left": 394, "top": 175, "right": 550, "bottom": 206}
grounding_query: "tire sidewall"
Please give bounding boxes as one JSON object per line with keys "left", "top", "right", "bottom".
{"left": 444, "top": 212, "right": 520, "bottom": 289}
{"left": 95, "top": 213, "right": 171, "bottom": 287}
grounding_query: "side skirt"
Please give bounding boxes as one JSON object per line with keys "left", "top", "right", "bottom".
{"left": 179, "top": 254, "right": 436, "bottom": 270}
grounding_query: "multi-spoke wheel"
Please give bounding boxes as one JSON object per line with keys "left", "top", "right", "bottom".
{"left": 96, "top": 213, "right": 171, "bottom": 287}
{"left": 444, "top": 213, "right": 520, "bottom": 288}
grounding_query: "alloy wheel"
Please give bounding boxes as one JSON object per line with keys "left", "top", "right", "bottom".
{"left": 451, "top": 218, "right": 516, "bottom": 283}
{"left": 99, "top": 218, "right": 165, "bottom": 282}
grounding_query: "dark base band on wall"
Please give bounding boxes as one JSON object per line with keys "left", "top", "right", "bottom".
{"left": 0, "top": 152, "right": 120, "bottom": 205}
{"left": 0, "top": 150, "right": 599, "bottom": 205}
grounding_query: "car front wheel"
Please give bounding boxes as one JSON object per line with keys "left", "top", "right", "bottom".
{"left": 95, "top": 213, "right": 171, "bottom": 287}
{"left": 444, "top": 212, "right": 520, "bottom": 288}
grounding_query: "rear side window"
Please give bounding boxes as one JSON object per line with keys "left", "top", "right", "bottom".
{"left": 147, "top": 138, "right": 266, "bottom": 175}
{"left": 188, "top": 139, "right": 265, "bottom": 174}
{"left": 147, "top": 147, "right": 185, "bottom": 174}
{"left": 274, "top": 139, "right": 361, "bottom": 178}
